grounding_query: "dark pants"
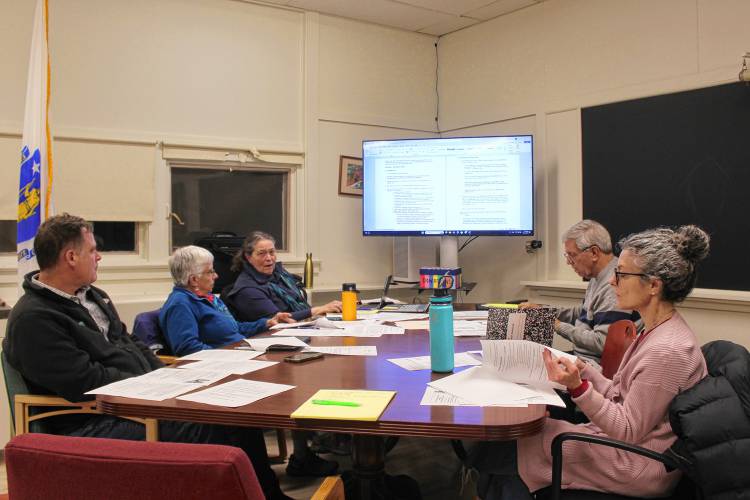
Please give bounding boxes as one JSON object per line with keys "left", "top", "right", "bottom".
{"left": 65, "top": 415, "right": 285, "bottom": 500}
{"left": 467, "top": 440, "right": 533, "bottom": 500}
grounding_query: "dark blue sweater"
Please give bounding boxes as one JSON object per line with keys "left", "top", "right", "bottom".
{"left": 223, "top": 262, "right": 311, "bottom": 322}
{"left": 159, "top": 287, "right": 268, "bottom": 356}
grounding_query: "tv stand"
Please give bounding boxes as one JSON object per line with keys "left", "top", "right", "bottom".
{"left": 439, "top": 236, "right": 459, "bottom": 268}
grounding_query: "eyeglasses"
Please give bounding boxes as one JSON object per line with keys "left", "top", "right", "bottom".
{"left": 253, "top": 249, "right": 276, "bottom": 258}
{"left": 613, "top": 270, "right": 650, "bottom": 285}
{"left": 563, "top": 246, "right": 593, "bottom": 264}
{"left": 197, "top": 269, "right": 217, "bottom": 276}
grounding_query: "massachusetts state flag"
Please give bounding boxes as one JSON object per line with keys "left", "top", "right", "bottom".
{"left": 18, "top": 0, "right": 53, "bottom": 280}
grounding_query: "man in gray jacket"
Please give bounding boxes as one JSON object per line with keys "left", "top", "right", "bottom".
{"left": 524, "top": 220, "right": 639, "bottom": 364}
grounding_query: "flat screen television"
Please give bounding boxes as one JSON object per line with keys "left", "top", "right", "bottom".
{"left": 362, "top": 135, "right": 534, "bottom": 236}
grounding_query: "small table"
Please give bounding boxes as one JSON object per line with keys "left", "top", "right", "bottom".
{"left": 98, "top": 324, "right": 545, "bottom": 499}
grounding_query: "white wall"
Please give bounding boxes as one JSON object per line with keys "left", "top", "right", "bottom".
{"left": 438, "top": 0, "right": 750, "bottom": 346}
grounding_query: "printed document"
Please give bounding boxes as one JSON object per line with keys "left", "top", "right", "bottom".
{"left": 85, "top": 368, "right": 225, "bottom": 401}
{"left": 428, "top": 365, "right": 545, "bottom": 406}
{"left": 176, "top": 359, "right": 278, "bottom": 375}
{"left": 177, "top": 350, "right": 264, "bottom": 362}
{"left": 176, "top": 378, "right": 295, "bottom": 407}
{"left": 245, "top": 336, "right": 310, "bottom": 351}
{"left": 480, "top": 339, "right": 576, "bottom": 387}
{"left": 304, "top": 345, "right": 378, "bottom": 356}
{"left": 387, "top": 352, "right": 482, "bottom": 371}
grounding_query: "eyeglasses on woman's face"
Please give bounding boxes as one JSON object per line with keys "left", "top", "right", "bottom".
{"left": 613, "top": 270, "right": 650, "bottom": 286}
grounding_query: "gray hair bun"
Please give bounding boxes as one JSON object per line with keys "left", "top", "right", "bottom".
{"left": 674, "top": 225, "right": 710, "bottom": 264}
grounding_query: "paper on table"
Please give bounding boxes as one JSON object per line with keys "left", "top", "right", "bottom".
{"left": 245, "top": 336, "right": 310, "bottom": 351}
{"left": 428, "top": 366, "right": 544, "bottom": 406}
{"left": 138, "top": 367, "right": 230, "bottom": 386}
{"left": 393, "top": 319, "right": 486, "bottom": 335}
{"left": 304, "top": 345, "right": 377, "bottom": 356}
{"left": 177, "top": 378, "right": 295, "bottom": 407}
{"left": 420, "top": 386, "right": 475, "bottom": 406}
{"left": 271, "top": 317, "right": 354, "bottom": 331}
{"left": 85, "top": 376, "right": 204, "bottom": 401}
{"left": 177, "top": 350, "right": 264, "bottom": 362}
{"left": 387, "top": 352, "right": 482, "bottom": 371}
{"left": 291, "top": 389, "right": 396, "bottom": 421}
{"left": 271, "top": 328, "right": 346, "bottom": 337}
{"left": 453, "top": 310, "right": 489, "bottom": 319}
{"left": 177, "top": 359, "right": 277, "bottom": 375}
{"left": 369, "top": 312, "right": 428, "bottom": 322}
{"left": 480, "top": 339, "right": 576, "bottom": 388}
{"left": 271, "top": 324, "right": 402, "bottom": 337}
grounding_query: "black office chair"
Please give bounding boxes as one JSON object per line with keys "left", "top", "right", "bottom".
{"left": 532, "top": 432, "right": 698, "bottom": 500}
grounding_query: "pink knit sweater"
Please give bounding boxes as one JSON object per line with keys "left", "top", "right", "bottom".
{"left": 517, "top": 312, "right": 707, "bottom": 497}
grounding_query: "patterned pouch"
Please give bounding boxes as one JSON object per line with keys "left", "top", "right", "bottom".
{"left": 486, "top": 307, "right": 558, "bottom": 346}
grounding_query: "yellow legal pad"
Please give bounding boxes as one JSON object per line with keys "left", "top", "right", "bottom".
{"left": 481, "top": 303, "right": 520, "bottom": 309}
{"left": 291, "top": 390, "right": 396, "bottom": 422}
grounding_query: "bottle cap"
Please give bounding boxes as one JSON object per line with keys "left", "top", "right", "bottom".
{"left": 433, "top": 288, "right": 450, "bottom": 297}
{"left": 342, "top": 283, "right": 358, "bottom": 292}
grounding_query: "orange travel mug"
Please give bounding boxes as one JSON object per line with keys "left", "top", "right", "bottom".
{"left": 341, "top": 283, "right": 358, "bottom": 321}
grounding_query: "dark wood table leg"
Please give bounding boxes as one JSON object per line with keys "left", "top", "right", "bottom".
{"left": 343, "top": 434, "right": 421, "bottom": 500}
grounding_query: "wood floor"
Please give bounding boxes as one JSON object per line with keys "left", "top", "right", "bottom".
{"left": 0, "top": 434, "right": 476, "bottom": 499}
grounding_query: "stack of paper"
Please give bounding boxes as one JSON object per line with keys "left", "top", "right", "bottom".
{"left": 177, "top": 378, "right": 295, "bottom": 407}
{"left": 424, "top": 340, "right": 575, "bottom": 407}
{"left": 388, "top": 352, "right": 482, "bottom": 371}
{"left": 245, "top": 336, "right": 310, "bottom": 351}
{"left": 304, "top": 345, "right": 378, "bottom": 356}
{"left": 291, "top": 389, "right": 396, "bottom": 421}
{"left": 176, "top": 359, "right": 277, "bottom": 375}
{"left": 85, "top": 367, "right": 230, "bottom": 401}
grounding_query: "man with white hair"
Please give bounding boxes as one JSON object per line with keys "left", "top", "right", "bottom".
{"left": 523, "top": 219, "right": 639, "bottom": 364}
{"left": 3, "top": 213, "right": 291, "bottom": 500}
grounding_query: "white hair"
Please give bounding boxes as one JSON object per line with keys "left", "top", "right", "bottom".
{"left": 562, "top": 219, "right": 613, "bottom": 254}
{"left": 618, "top": 225, "right": 709, "bottom": 303}
{"left": 168, "top": 245, "right": 214, "bottom": 287}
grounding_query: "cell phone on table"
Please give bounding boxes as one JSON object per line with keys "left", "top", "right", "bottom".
{"left": 284, "top": 352, "right": 324, "bottom": 363}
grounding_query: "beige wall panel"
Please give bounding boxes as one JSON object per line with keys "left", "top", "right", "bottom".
{"left": 54, "top": 139, "right": 155, "bottom": 221}
{"left": 545, "top": 110, "right": 581, "bottom": 281}
{"left": 318, "top": 16, "right": 437, "bottom": 131}
{"left": 697, "top": 0, "right": 750, "bottom": 72}
{"left": 438, "top": 5, "right": 546, "bottom": 131}
{"left": 542, "top": 0, "right": 697, "bottom": 105}
{"left": 47, "top": 0, "right": 303, "bottom": 145}
{"left": 440, "top": 116, "right": 538, "bottom": 303}
{"left": 0, "top": 1, "right": 35, "bottom": 128}
{"left": 316, "top": 121, "right": 435, "bottom": 288}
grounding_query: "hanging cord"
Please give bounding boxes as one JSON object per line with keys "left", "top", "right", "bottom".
{"left": 435, "top": 38, "right": 441, "bottom": 133}
{"left": 458, "top": 236, "right": 479, "bottom": 253}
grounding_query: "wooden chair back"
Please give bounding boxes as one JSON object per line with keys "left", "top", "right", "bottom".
{"left": 600, "top": 320, "right": 637, "bottom": 379}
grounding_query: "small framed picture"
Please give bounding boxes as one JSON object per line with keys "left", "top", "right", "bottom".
{"left": 338, "top": 156, "right": 364, "bottom": 196}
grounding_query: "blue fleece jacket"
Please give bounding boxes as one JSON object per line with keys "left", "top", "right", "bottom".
{"left": 159, "top": 287, "right": 268, "bottom": 356}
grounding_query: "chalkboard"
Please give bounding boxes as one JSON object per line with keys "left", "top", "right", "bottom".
{"left": 582, "top": 82, "right": 750, "bottom": 291}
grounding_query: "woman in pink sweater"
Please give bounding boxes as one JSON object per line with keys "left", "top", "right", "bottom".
{"left": 472, "top": 225, "right": 710, "bottom": 499}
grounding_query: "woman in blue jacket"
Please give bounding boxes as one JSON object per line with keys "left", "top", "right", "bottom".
{"left": 159, "top": 245, "right": 290, "bottom": 356}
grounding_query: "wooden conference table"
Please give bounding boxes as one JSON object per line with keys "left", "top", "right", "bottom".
{"left": 97, "top": 310, "right": 546, "bottom": 499}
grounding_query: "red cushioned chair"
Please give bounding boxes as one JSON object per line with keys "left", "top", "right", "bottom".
{"left": 5, "top": 433, "right": 265, "bottom": 500}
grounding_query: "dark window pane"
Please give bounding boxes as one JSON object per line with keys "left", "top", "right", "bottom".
{"left": 92, "top": 221, "right": 136, "bottom": 252}
{"left": 0, "top": 220, "right": 135, "bottom": 253}
{"left": 171, "top": 168, "right": 286, "bottom": 249}
{"left": 0, "top": 221, "right": 15, "bottom": 253}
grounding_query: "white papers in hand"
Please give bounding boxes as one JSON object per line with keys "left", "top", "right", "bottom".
{"left": 304, "top": 345, "right": 377, "bottom": 356}
{"left": 387, "top": 352, "right": 482, "bottom": 371}
{"left": 428, "top": 366, "right": 540, "bottom": 406}
{"left": 245, "top": 336, "right": 310, "bottom": 351}
{"left": 177, "top": 350, "right": 264, "bottom": 361}
{"left": 177, "top": 359, "right": 277, "bottom": 375}
{"left": 480, "top": 339, "right": 576, "bottom": 388}
{"left": 176, "top": 378, "right": 294, "bottom": 407}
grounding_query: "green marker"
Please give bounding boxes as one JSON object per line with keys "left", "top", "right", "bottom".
{"left": 312, "top": 399, "right": 361, "bottom": 407}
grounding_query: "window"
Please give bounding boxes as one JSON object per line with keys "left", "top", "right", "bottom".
{"left": 91, "top": 222, "right": 137, "bottom": 252}
{"left": 0, "top": 220, "right": 136, "bottom": 253}
{"left": 0, "top": 220, "right": 14, "bottom": 253}
{"left": 170, "top": 165, "right": 287, "bottom": 250}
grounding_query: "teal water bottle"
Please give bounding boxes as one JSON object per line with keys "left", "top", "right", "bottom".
{"left": 429, "top": 289, "right": 454, "bottom": 373}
